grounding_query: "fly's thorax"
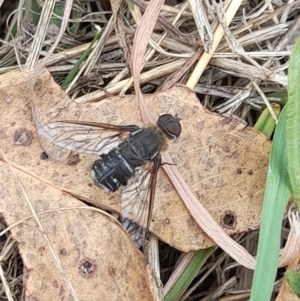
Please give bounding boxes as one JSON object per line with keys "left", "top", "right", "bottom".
{"left": 149, "top": 124, "right": 169, "bottom": 152}
{"left": 121, "top": 125, "right": 168, "bottom": 165}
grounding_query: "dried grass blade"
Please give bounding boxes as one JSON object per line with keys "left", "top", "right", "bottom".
{"left": 159, "top": 48, "right": 202, "bottom": 91}
{"left": 0, "top": 265, "right": 13, "bottom": 301}
{"left": 188, "top": 0, "right": 213, "bottom": 52}
{"left": 186, "top": 0, "right": 243, "bottom": 88}
{"left": 131, "top": 0, "right": 165, "bottom": 122}
{"left": 131, "top": 0, "right": 190, "bottom": 46}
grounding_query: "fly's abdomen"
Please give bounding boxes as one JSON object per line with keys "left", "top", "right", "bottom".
{"left": 91, "top": 149, "right": 134, "bottom": 192}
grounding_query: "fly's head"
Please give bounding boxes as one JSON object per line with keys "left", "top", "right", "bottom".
{"left": 157, "top": 114, "right": 181, "bottom": 140}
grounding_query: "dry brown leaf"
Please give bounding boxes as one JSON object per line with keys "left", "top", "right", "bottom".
{"left": 0, "top": 68, "right": 271, "bottom": 252}
{"left": 0, "top": 160, "right": 155, "bottom": 301}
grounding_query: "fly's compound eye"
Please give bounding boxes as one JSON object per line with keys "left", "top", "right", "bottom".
{"left": 157, "top": 114, "right": 181, "bottom": 140}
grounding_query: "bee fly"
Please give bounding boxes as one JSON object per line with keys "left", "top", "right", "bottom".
{"left": 39, "top": 114, "right": 181, "bottom": 248}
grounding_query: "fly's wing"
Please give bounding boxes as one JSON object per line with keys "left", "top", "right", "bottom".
{"left": 119, "top": 156, "right": 161, "bottom": 248}
{"left": 38, "top": 120, "right": 139, "bottom": 161}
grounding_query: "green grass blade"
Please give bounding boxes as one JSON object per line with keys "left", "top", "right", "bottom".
{"left": 254, "top": 103, "right": 281, "bottom": 138}
{"left": 286, "top": 270, "right": 300, "bottom": 297}
{"left": 69, "top": 6, "right": 84, "bottom": 35}
{"left": 249, "top": 101, "right": 291, "bottom": 301}
{"left": 164, "top": 248, "right": 212, "bottom": 301}
{"left": 61, "top": 30, "right": 102, "bottom": 88}
{"left": 31, "top": 0, "right": 40, "bottom": 25}
{"left": 51, "top": 5, "right": 64, "bottom": 28}
{"left": 249, "top": 37, "right": 300, "bottom": 301}
{"left": 285, "top": 38, "right": 300, "bottom": 208}
{"left": 266, "top": 92, "right": 288, "bottom": 105}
